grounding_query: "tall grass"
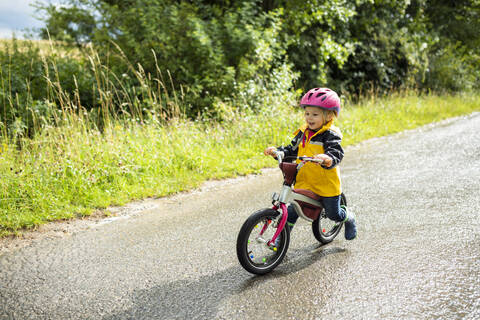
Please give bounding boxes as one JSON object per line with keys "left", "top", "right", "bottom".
{"left": 1, "top": 41, "right": 479, "bottom": 236}
{"left": 339, "top": 92, "right": 480, "bottom": 145}
{"left": 0, "top": 39, "right": 184, "bottom": 141}
{"left": 0, "top": 111, "right": 296, "bottom": 236}
{"left": 0, "top": 41, "right": 299, "bottom": 235}
{"left": 2, "top": 91, "right": 479, "bottom": 236}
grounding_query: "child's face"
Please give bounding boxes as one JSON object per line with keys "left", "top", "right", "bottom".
{"left": 304, "top": 106, "right": 326, "bottom": 131}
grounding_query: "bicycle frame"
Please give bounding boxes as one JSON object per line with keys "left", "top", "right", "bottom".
{"left": 267, "top": 152, "right": 325, "bottom": 246}
{"left": 236, "top": 151, "right": 346, "bottom": 274}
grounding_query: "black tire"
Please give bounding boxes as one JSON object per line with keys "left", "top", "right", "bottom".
{"left": 312, "top": 193, "right": 347, "bottom": 244}
{"left": 236, "top": 208, "right": 290, "bottom": 275}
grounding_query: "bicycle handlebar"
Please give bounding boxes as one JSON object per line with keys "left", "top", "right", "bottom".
{"left": 298, "top": 156, "right": 324, "bottom": 164}
{"left": 272, "top": 151, "right": 324, "bottom": 165}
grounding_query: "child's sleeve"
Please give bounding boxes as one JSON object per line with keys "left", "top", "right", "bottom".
{"left": 322, "top": 130, "right": 344, "bottom": 169}
{"left": 277, "top": 131, "right": 303, "bottom": 159}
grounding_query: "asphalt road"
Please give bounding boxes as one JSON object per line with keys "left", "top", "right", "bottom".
{"left": 1, "top": 113, "right": 479, "bottom": 320}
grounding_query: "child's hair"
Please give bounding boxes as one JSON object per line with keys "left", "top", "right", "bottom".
{"left": 321, "top": 108, "right": 337, "bottom": 122}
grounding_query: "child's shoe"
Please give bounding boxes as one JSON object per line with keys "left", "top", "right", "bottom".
{"left": 342, "top": 206, "right": 357, "bottom": 240}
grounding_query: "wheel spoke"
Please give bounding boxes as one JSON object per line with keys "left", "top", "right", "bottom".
{"left": 246, "top": 217, "right": 283, "bottom": 265}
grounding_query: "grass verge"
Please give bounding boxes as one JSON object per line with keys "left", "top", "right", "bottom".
{"left": 1, "top": 91, "right": 479, "bottom": 236}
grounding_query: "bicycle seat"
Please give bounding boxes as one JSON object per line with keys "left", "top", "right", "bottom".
{"left": 293, "top": 189, "right": 323, "bottom": 220}
{"left": 293, "top": 189, "right": 321, "bottom": 201}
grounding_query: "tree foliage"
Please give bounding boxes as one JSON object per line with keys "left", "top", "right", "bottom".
{"left": 35, "top": 0, "right": 478, "bottom": 95}
{"left": 422, "top": 0, "right": 480, "bottom": 91}
{"left": 1, "top": 0, "right": 478, "bottom": 136}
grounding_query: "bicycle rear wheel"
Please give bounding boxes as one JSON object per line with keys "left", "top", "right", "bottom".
{"left": 236, "top": 208, "right": 290, "bottom": 275}
{"left": 312, "top": 193, "right": 347, "bottom": 244}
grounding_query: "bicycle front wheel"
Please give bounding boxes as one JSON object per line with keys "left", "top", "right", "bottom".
{"left": 236, "top": 208, "right": 290, "bottom": 275}
{"left": 312, "top": 193, "right": 347, "bottom": 244}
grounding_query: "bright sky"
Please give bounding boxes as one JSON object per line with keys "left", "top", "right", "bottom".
{"left": 0, "top": 0, "right": 53, "bottom": 39}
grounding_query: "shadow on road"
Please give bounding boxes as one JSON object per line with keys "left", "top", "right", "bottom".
{"left": 278, "top": 244, "right": 346, "bottom": 274}
{"left": 103, "top": 243, "right": 345, "bottom": 319}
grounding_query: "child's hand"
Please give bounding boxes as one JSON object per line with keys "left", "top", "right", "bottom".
{"left": 313, "top": 154, "right": 333, "bottom": 167}
{"left": 264, "top": 146, "right": 277, "bottom": 157}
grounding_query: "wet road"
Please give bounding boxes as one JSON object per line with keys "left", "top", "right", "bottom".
{"left": 1, "top": 113, "right": 479, "bottom": 319}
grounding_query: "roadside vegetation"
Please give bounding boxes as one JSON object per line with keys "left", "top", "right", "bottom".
{"left": 1, "top": 0, "right": 480, "bottom": 236}
{"left": 1, "top": 88, "right": 478, "bottom": 236}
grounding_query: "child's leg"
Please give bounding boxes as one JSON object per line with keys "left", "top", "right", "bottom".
{"left": 320, "top": 195, "right": 346, "bottom": 222}
{"left": 286, "top": 205, "right": 298, "bottom": 230}
{"left": 321, "top": 195, "right": 357, "bottom": 240}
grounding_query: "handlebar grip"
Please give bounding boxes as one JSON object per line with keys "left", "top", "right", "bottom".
{"left": 274, "top": 150, "right": 285, "bottom": 159}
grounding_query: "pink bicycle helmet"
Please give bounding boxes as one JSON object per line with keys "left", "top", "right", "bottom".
{"left": 300, "top": 87, "right": 341, "bottom": 115}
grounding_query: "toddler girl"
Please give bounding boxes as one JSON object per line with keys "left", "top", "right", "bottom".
{"left": 264, "top": 87, "right": 357, "bottom": 240}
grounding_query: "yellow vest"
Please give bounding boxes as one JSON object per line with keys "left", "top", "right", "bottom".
{"left": 294, "top": 120, "right": 342, "bottom": 197}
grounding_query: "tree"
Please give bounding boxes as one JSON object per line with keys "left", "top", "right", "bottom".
{"left": 33, "top": 0, "right": 479, "bottom": 115}
{"left": 422, "top": 0, "right": 480, "bottom": 90}
{"left": 35, "top": 0, "right": 295, "bottom": 115}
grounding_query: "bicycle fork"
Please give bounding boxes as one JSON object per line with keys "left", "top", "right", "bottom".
{"left": 254, "top": 183, "right": 292, "bottom": 247}
{"left": 264, "top": 203, "right": 288, "bottom": 247}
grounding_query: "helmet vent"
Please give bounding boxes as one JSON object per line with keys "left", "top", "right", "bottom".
{"left": 316, "top": 92, "right": 326, "bottom": 98}
{"left": 321, "top": 95, "right": 327, "bottom": 101}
